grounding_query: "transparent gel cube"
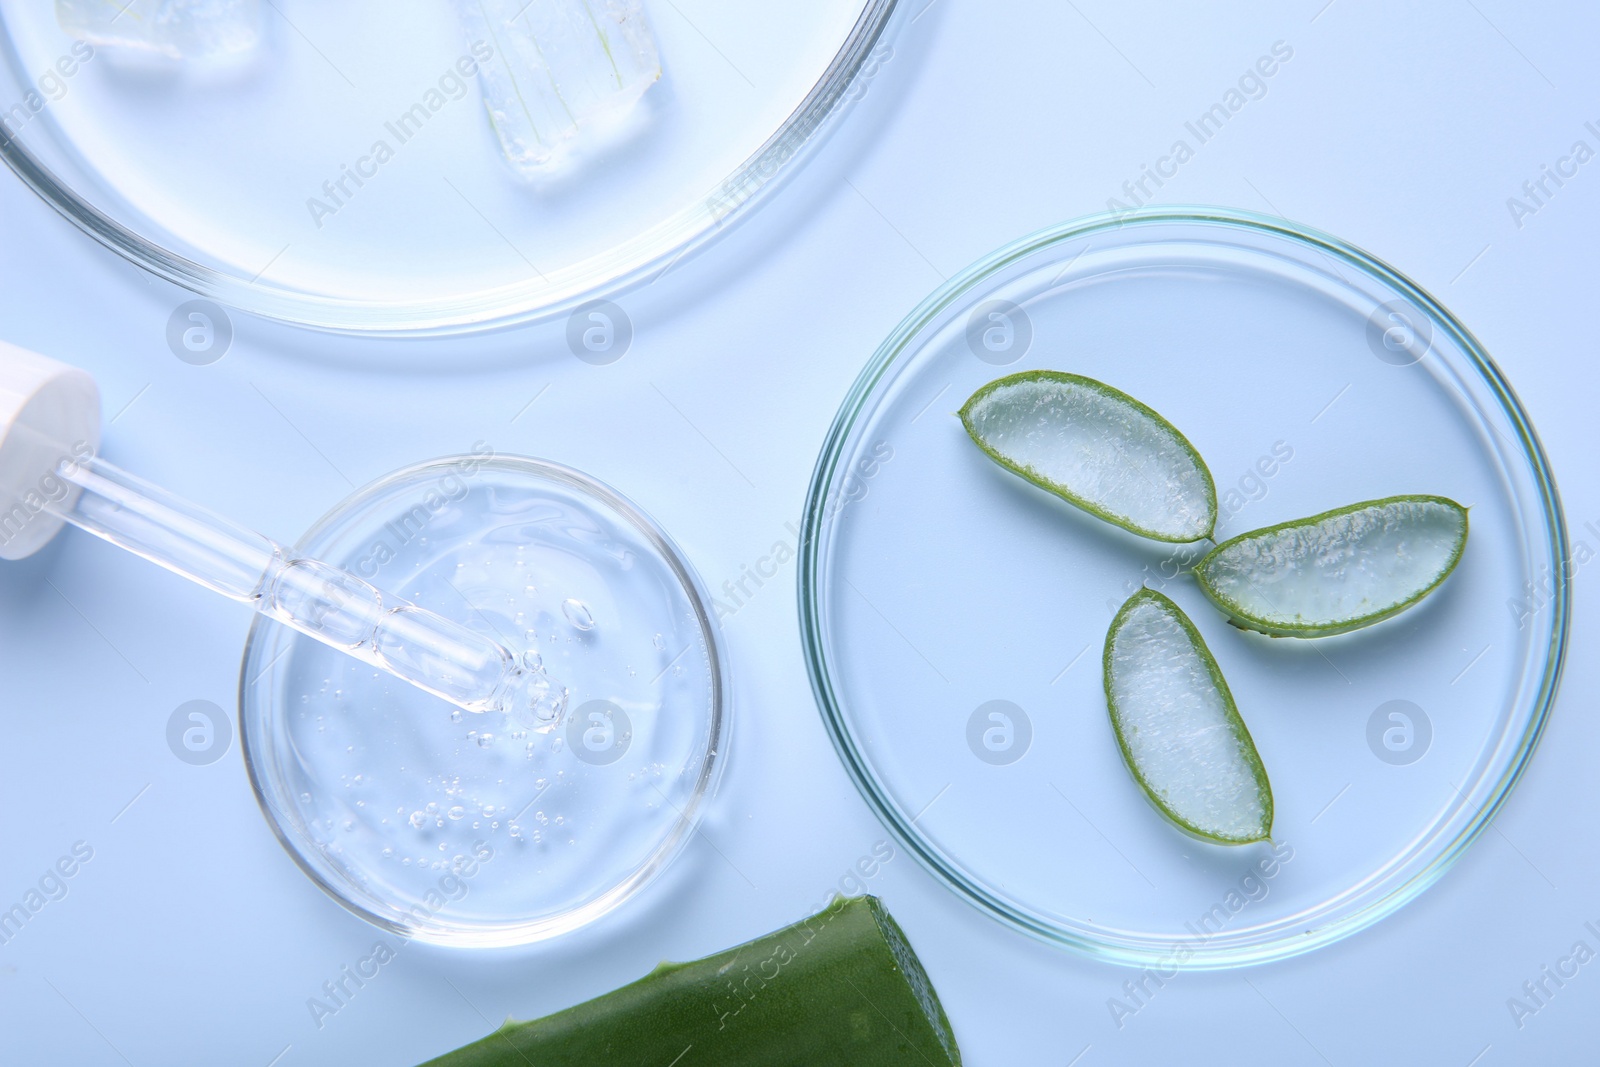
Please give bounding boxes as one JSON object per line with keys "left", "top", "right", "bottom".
{"left": 454, "top": 0, "right": 661, "bottom": 175}
{"left": 56, "top": 0, "right": 264, "bottom": 60}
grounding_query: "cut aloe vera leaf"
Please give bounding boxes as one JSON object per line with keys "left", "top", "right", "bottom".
{"left": 418, "top": 894, "right": 962, "bottom": 1067}
{"left": 960, "top": 371, "right": 1216, "bottom": 543}
{"left": 57, "top": 0, "right": 263, "bottom": 59}
{"left": 1194, "top": 495, "right": 1468, "bottom": 638}
{"left": 1104, "top": 589, "right": 1272, "bottom": 845}
{"left": 454, "top": 0, "right": 661, "bottom": 176}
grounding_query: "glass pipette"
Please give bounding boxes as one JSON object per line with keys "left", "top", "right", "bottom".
{"left": 1, "top": 416, "right": 567, "bottom": 724}
{"left": 43, "top": 446, "right": 568, "bottom": 722}
{"left": 0, "top": 343, "right": 565, "bottom": 723}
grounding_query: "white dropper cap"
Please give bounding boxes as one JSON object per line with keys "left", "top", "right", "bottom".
{"left": 0, "top": 342, "right": 101, "bottom": 560}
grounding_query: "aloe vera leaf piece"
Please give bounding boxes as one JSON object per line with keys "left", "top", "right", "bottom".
{"left": 417, "top": 894, "right": 962, "bottom": 1067}
{"left": 1194, "top": 495, "right": 1469, "bottom": 638}
{"left": 453, "top": 0, "right": 661, "bottom": 175}
{"left": 959, "top": 370, "right": 1217, "bottom": 543}
{"left": 56, "top": 0, "right": 263, "bottom": 59}
{"left": 1103, "top": 589, "right": 1273, "bottom": 845}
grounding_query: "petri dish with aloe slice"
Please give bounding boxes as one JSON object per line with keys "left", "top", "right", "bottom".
{"left": 799, "top": 207, "right": 1568, "bottom": 969}
{"left": 0, "top": 0, "right": 900, "bottom": 334}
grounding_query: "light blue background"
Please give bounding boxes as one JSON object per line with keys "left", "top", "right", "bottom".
{"left": 1, "top": 1, "right": 1596, "bottom": 1063}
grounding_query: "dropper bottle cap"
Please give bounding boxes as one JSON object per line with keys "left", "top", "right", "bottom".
{"left": 0, "top": 342, "right": 101, "bottom": 560}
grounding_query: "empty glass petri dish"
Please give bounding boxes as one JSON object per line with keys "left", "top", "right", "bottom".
{"left": 0, "top": 0, "right": 899, "bottom": 333}
{"left": 241, "top": 455, "right": 727, "bottom": 946}
{"left": 799, "top": 208, "right": 1569, "bottom": 968}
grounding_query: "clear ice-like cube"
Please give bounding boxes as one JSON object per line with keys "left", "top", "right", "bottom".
{"left": 454, "top": 0, "right": 661, "bottom": 175}
{"left": 56, "top": 0, "right": 264, "bottom": 61}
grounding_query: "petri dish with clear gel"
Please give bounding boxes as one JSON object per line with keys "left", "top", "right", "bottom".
{"left": 800, "top": 207, "right": 1569, "bottom": 969}
{"left": 0, "top": 0, "right": 901, "bottom": 334}
{"left": 241, "top": 455, "right": 728, "bottom": 947}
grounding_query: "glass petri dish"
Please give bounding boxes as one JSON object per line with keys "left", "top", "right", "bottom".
{"left": 0, "top": 0, "right": 899, "bottom": 333}
{"left": 799, "top": 208, "right": 1569, "bottom": 969}
{"left": 240, "top": 455, "right": 728, "bottom": 947}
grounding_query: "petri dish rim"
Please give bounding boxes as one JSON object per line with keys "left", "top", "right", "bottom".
{"left": 797, "top": 205, "right": 1571, "bottom": 969}
{"left": 0, "top": 0, "right": 902, "bottom": 336}
{"left": 238, "top": 453, "right": 730, "bottom": 948}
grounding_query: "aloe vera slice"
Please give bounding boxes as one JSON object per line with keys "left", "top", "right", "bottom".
{"left": 419, "top": 895, "right": 962, "bottom": 1067}
{"left": 1194, "top": 495, "right": 1468, "bottom": 638}
{"left": 454, "top": 0, "right": 661, "bottom": 175}
{"left": 960, "top": 371, "right": 1216, "bottom": 542}
{"left": 1103, "top": 589, "right": 1272, "bottom": 845}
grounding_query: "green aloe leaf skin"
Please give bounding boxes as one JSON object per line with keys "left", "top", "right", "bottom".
{"left": 1194, "top": 495, "right": 1469, "bottom": 638}
{"left": 1104, "top": 589, "right": 1273, "bottom": 845}
{"left": 417, "top": 895, "right": 962, "bottom": 1067}
{"left": 960, "top": 371, "right": 1217, "bottom": 543}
